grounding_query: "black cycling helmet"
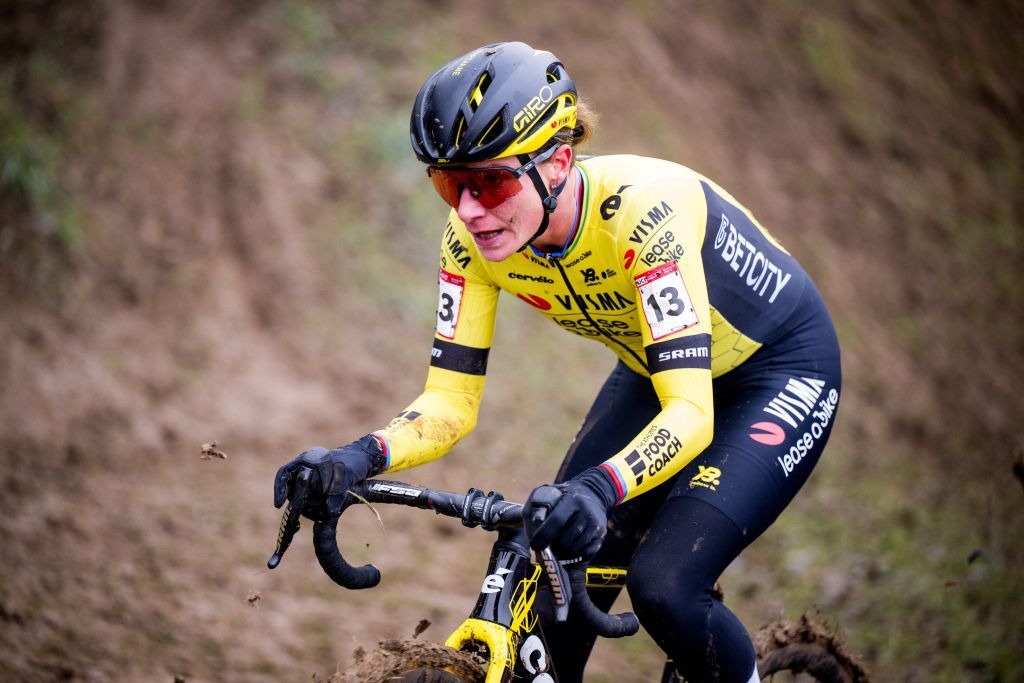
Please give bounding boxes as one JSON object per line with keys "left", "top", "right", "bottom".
{"left": 410, "top": 41, "right": 578, "bottom": 165}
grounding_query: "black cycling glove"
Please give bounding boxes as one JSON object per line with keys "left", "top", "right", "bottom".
{"left": 523, "top": 468, "right": 619, "bottom": 564}
{"left": 273, "top": 435, "right": 386, "bottom": 519}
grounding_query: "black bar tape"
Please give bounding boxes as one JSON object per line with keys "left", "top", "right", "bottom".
{"left": 430, "top": 339, "right": 490, "bottom": 375}
{"left": 645, "top": 334, "right": 712, "bottom": 373}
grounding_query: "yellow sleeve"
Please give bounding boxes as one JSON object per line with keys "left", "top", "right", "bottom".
{"left": 598, "top": 180, "right": 715, "bottom": 502}
{"left": 373, "top": 216, "right": 499, "bottom": 472}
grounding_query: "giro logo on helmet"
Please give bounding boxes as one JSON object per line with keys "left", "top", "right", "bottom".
{"left": 514, "top": 85, "right": 555, "bottom": 132}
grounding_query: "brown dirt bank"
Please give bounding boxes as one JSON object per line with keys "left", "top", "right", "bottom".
{"left": 2, "top": 1, "right": 1021, "bottom": 681}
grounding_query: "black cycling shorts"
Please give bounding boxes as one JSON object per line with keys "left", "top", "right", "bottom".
{"left": 558, "top": 301, "right": 842, "bottom": 542}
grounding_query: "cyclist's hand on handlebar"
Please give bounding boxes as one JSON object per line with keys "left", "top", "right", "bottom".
{"left": 273, "top": 435, "right": 386, "bottom": 519}
{"left": 523, "top": 468, "right": 619, "bottom": 563}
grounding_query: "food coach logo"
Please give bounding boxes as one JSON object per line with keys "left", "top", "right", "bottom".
{"left": 514, "top": 85, "right": 554, "bottom": 132}
{"left": 623, "top": 427, "right": 683, "bottom": 485}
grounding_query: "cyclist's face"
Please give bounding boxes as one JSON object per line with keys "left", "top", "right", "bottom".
{"left": 446, "top": 155, "right": 556, "bottom": 262}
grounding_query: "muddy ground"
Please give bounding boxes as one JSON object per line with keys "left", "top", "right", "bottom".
{"left": 1, "top": 1, "right": 1022, "bottom": 681}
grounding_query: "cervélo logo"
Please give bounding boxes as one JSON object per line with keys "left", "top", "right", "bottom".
{"left": 509, "top": 272, "right": 555, "bottom": 284}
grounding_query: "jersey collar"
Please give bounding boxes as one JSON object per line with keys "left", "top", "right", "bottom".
{"left": 529, "top": 164, "right": 588, "bottom": 260}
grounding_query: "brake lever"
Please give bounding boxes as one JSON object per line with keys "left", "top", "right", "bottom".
{"left": 267, "top": 466, "right": 313, "bottom": 569}
{"left": 528, "top": 492, "right": 574, "bottom": 623}
{"left": 538, "top": 546, "right": 573, "bottom": 622}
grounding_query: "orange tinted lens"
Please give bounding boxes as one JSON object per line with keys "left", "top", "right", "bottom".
{"left": 473, "top": 170, "right": 522, "bottom": 209}
{"left": 429, "top": 169, "right": 461, "bottom": 208}
{"left": 427, "top": 167, "right": 524, "bottom": 209}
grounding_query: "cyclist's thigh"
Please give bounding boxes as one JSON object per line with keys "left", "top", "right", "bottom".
{"left": 554, "top": 360, "right": 668, "bottom": 560}
{"left": 670, "top": 357, "right": 842, "bottom": 539}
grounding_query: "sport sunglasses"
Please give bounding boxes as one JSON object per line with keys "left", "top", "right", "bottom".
{"left": 426, "top": 145, "right": 560, "bottom": 210}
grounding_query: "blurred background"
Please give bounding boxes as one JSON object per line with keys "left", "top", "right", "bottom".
{"left": 1, "top": 1, "right": 1022, "bottom": 681}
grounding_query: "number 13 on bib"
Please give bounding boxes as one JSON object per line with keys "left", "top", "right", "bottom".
{"left": 635, "top": 261, "right": 699, "bottom": 340}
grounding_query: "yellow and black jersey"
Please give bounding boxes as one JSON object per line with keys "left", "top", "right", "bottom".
{"left": 374, "top": 155, "right": 814, "bottom": 503}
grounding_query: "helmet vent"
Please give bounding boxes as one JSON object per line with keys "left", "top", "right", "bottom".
{"left": 546, "top": 62, "right": 566, "bottom": 84}
{"left": 453, "top": 111, "right": 467, "bottom": 148}
{"left": 476, "top": 111, "right": 505, "bottom": 148}
{"left": 468, "top": 72, "right": 492, "bottom": 112}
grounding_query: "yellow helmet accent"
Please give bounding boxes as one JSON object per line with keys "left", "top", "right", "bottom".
{"left": 498, "top": 93, "right": 577, "bottom": 158}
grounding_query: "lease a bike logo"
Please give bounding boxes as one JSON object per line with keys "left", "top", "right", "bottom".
{"left": 748, "top": 377, "right": 827, "bottom": 445}
{"left": 778, "top": 387, "right": 839, "bottom": 478}
{"left": 623, "top": 249, "right": 636, "bottom": 269}
{"left": 517, "top": 293, "right": 552, "bottom": 310}
{"left": 689, "top": 465, "right": 722, "bottom": 491}
{"left": 749, "top": 421, "right": 786, "bottom": 446}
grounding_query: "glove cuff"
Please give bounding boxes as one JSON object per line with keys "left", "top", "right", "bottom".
{"left": 354, "top": 434, "right": 388, "bottom": 476}
{"left": 574, "top": 467, "right": 620, "bottom": 511}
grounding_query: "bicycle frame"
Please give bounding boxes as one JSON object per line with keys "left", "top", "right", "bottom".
{"left": 444, "top": 527, "right": 549, "bottom": 682}
{"left": 444, "top": 526, "right": 635, "bottom": 683}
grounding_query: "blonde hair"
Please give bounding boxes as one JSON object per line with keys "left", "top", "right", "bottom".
{"left": 553, "top": 97, "right": 599, "bottom": 150}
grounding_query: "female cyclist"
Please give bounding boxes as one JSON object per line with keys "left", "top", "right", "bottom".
{"left": 274, "top": 41, "right": 842, "bottom": 683}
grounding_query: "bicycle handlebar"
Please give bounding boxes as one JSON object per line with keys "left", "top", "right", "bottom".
{"left": 267, "top": 477, "right": 639, "bottom": 638}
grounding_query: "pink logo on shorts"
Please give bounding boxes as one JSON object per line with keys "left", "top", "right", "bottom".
{"left": 749, "top": 421, "right": 786, "bottom": 446}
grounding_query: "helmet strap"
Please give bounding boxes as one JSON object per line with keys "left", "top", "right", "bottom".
{"left": 516, "top": 154, "right": 569, "bottom": 253}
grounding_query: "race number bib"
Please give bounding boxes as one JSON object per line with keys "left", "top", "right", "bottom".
{"left": 436, "top": 269, "right": 465, "bottom": 339}
{"left": 634, "top": 261, "right": 698, "bottom": 339}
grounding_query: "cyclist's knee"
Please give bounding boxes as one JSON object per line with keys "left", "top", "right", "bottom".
{"left": 626, "top": 556, "right": 712, "bottom": 632}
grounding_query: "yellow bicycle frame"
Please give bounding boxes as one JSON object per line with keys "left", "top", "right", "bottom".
{"left": 443, "top": 563, "right": 627, "bottom": 682}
